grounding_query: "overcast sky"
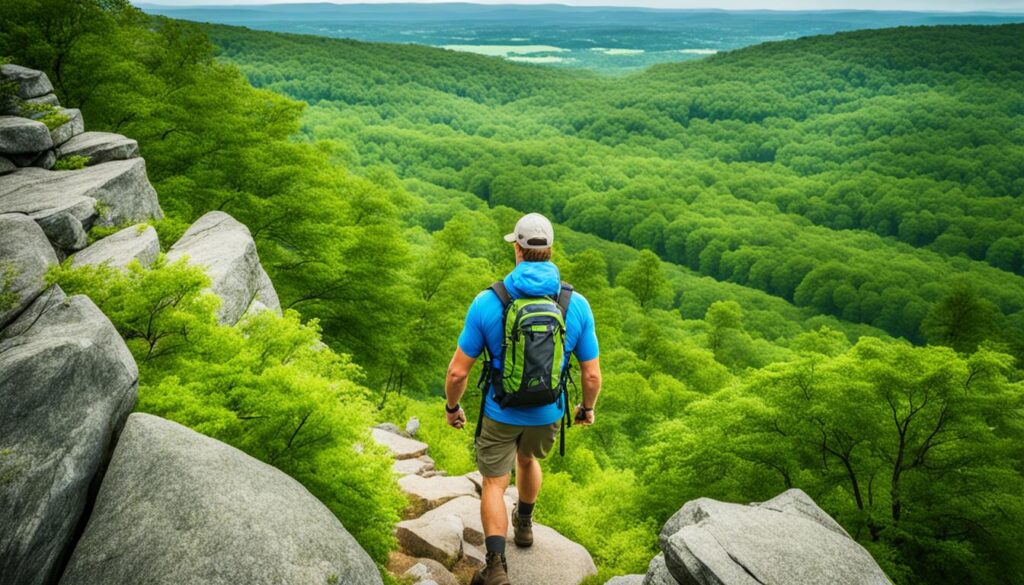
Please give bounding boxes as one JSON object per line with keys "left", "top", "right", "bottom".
{"left": 138, "top": 0, "right": 1024, "bottom": 11}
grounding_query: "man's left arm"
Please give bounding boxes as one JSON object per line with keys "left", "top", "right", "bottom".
{"left": 571, "top": 296, "right": 600, "bottom": 425}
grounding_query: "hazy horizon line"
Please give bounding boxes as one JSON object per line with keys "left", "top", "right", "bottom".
{"left": 132, "top": 1, "right": 1024, "bottom": 15}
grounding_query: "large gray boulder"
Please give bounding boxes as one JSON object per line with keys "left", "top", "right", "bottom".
{"left": 0, "top": 158, "right": 163, "bottom": 239}
{"left": 50, "top": 108, "right": 84, "bottom": 147}
{"left": 0, "top": 116, "right": 53, "bottom": 155}
{"left": 165, "top": 211, "right": 281, "bottom": 325}
{"left": 0, "top": 213, "right": 57, "bottom": 329}
{"left": 0, "top": 156, "right": 14, "bottom": 175}
{"left": 58, "top": 131, "right": 139, "bottom": 165}
{"left": 1, "top": 64, "right": 54, "bottom": 99}
{"left": 72, "top": 224, "right": 159, "bottom": 270}
{"left": 0, "top": 287, "right": 138, "bottom": 585}
{"left": 660, "top": 490, "right": 890, "bottom": 585}
{"left": 59, "top": 413, "right": 382, "bottom": 585}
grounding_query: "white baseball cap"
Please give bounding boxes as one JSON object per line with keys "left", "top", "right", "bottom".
{"left": 503, "top": 213, "right": 554, "bottom": 249}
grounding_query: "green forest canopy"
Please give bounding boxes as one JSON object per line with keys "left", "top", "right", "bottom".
{"left": 2, "top": 3, "right": 1022, "bottom": 584}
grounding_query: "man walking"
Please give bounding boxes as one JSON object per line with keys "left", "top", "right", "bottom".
{"left": 444, "top": 213, "right": 602, "bottom": 585}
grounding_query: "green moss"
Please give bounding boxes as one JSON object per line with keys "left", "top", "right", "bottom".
{"left": 0, "top": 262, "right": 18, "bottom": 314}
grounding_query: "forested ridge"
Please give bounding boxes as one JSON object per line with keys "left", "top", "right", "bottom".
{"left": 2, "top": 3, "right": 1022, "bottom": 584}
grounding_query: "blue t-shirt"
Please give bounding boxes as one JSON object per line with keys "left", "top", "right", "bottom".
{"left": 458, "top": 261, "right": 599, "bottom": 426}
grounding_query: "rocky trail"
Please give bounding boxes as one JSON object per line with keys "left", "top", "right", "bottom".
{"left": 371, "top": 422, "right": 598, "bottom": 585}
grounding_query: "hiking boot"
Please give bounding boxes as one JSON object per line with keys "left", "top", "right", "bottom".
{"left": 471, "top": 552, "right": 510, "bottom": 585}
{"left": 511, "top": 503, "right": 533, "bottom": 548}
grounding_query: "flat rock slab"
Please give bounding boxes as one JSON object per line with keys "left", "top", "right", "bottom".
{"left": 607, "top": 576, "right": 645, "bottom": 585}
{"left": 399, "top": 475, "right": 478, "bottom": 517}
{"left": 373, "top": 427, "right": 429, "bottom": 460}
{"left": 0, "top": 115, "right": 53, "bottom": 155}
{"left": 661, "top": 491, "right": 890, "bottom": 585}
{"left": 166, "top": 211, "right": 280, "bottom": 325}
{"left": 50, "top": 108, "right": 84, "bottom": 147}
{"left": 506, "top": 522, "right": 597, "bottom": 585}
{"left": 0, "top": 159, "right": 163, "bottom": 234}
{"left": 60, "top": 413, "right": 382, "bottom": 585}
{"left": 1, "top": 65, "right": 53, "bottom": 99}
{"left": 0, "top": 287, "right": 138, "bottom": 585}
{"left": 0, "top": 213, "right": 57, "bottom": 329}
{"left": 58, "top": 131, "right": 139, "bottom": 166}
{"left": 72, "top": 224, "right": 159, "bottom": 270}
{"left": 396, "top": 514, "right": 464, "bottom": 569}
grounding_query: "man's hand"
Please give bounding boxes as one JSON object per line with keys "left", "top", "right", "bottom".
{"left": 574, "top": 404, "right": 595, "bottom": 426}
{"left": 446, "top": 404, "right": 467, "bottom": 429}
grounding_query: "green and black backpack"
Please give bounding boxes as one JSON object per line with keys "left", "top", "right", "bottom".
{"left": 476, "top": 280, "right": 576, "bottom": 454}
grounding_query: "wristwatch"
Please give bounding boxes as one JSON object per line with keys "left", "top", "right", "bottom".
{"left": 444, "top": 402, "right": 461, "bottom": 414}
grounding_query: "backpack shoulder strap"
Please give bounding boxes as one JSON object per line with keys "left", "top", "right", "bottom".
{"left": 489, "top": 281, "right": 512, "bottom": 308}
{"left": 556, "top": 281, "right": 573, "bottom": 318}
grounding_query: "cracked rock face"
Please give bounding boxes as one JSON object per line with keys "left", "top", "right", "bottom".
{"left": 0, "top": 159, "right": 164, "bottom": 238}
{"left": 166, "top": 211, "right": 280, "bottom": 325}
{"left": 50, "top": 108, "right": 84, "bottom": 147}
{"left": 0, "top": 287, "right": 139, "bottom": 585}
{"left": 59, "top": 413, "right": 382, "bottom": 585}
{"left": 659, "top": 490, "right": 890, "bottom": 585}
{"left": 0, "top": 213, "right": 57, "bottom": 330}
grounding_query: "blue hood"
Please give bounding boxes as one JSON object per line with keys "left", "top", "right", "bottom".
{"left": 504, "top": 261, "right": 560, "bottom": 298}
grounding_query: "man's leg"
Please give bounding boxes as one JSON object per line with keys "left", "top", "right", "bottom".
{"left": 515, "top": 452, "right": 542, "bottom": 504}
{"left": 481, "top": 473, "right": 510, "bottom": 542}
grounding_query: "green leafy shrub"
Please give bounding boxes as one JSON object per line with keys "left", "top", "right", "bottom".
{"left": 53, "top": 154, "right": 89, "bottom": 170}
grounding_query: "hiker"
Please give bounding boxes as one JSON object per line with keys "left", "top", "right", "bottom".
{"left": 444, "top": 212, "right": 601, "bottom": 585}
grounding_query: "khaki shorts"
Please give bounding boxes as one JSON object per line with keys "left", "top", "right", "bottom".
{"left": 475, "top": 416, "right": 559, "bottom": 478}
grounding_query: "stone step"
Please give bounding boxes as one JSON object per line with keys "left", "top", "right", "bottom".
{"left": 398, "top": 475, "right": 478, "bottom": 518}
{"left": 372, "top": 426, "right": 429, "bottom": 460}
